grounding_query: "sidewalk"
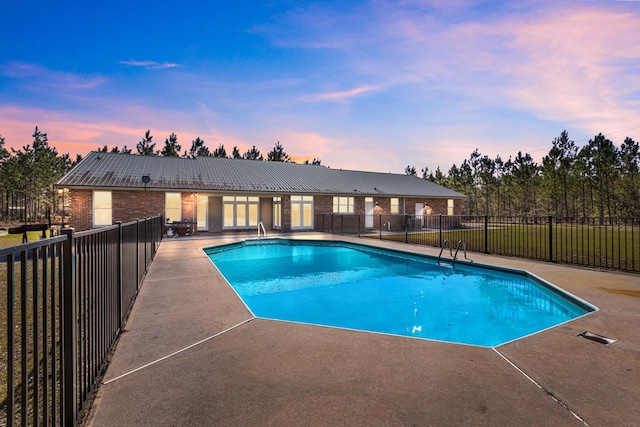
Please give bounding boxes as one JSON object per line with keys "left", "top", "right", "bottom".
{"left": 84, "top": 234, "right": 640, "bottom": 426}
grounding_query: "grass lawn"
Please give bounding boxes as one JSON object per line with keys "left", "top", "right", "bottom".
{"left": 0, "top": 232, "right": 53, "bottom": 250}
{"left": 1, "top": 232, "right": 62, "bottom": 424}
{"left": 367, "top": 223, "right": 640, "bottom": 271}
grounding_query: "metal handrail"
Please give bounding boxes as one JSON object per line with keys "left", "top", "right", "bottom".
{"left": 438, "top": 239, "right": 453, "bottom": 262}
{"left": 454, "top": 240, "right": 472, "bottom": 263}
{"left": 258, "top": 221, "right": 267, "bottom": 238}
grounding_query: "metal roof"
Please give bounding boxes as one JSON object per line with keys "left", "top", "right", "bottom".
{"left": 57, "top": 152, "right": 466, "bottom": 198}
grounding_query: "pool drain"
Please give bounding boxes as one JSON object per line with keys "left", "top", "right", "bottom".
{"left": 578, "top": 331, "right": 616, "bottom": 345}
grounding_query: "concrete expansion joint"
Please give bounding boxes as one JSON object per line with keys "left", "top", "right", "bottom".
{"left": 492, "top": 348, "right": 590, "bottom": 426}
{"left": 102, "top": 317, "right": 255, "bottom": 386}
{"left": 143, "top": 273, "right": 220, "bottom": 282}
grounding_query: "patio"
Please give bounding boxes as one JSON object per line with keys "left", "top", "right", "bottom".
{"left": 83, "top": 234, "right": 640, "bottom": 426}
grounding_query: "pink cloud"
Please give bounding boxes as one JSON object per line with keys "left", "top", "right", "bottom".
{"left": 299, "top": 85, "right": 380, "bottom": 103}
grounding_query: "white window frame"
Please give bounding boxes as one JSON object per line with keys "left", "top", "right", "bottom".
{"left": 223, "top": 195, "right": 259, "bottom": 229}
{"left": 93, "top": 191, "right": 112, "bottom": 227}
{"left": 291, "top": 195, "right": 314, "bottom": 229}
{"left": 165, "top": 192, "right": 182, "bottom": 223}
{"left": 447, "top": 199, "right": 455, "bottom": 215}
{"left": 273, "top": 197, "right": 282, "bottom": 229}
{"left": 333, "top": 196, "right": 354, "bottom": 214}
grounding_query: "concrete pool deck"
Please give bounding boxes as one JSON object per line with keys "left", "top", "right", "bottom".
{"left": 84, "top": 233, "right": 640, "bottom": 426}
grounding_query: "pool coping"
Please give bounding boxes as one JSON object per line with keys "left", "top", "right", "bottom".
{"left": 83, "top": 233, "right": 640, "bottom": 426}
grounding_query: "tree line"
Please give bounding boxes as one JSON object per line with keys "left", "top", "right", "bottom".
{"left": 1, "top": 126, "right": 638, "bottom": 225}
{"left": 101, "top": 129, "right": 322, "bottom": 164}
{"left": 406, "top": 130, "right": 640, "bottom": 220}
{"left": 0, "top": 127, "right": 321, "bottom": 223}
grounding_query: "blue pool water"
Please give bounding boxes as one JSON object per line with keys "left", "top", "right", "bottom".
{"left": 205, "top": 240, "right": 594, "bottom": 346}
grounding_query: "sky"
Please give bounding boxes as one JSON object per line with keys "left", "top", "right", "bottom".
{"left": 1, "top": 0, "right": 639, "bottom": 174}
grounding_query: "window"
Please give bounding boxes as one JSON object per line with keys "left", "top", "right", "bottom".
{"left": 222, "top": 195, "right": 259, "bottom": 228}
{"left": 273, "top": 197, "right": 282, "bottom": 229}
{"left": 390, "top": 198, "right": 399, "bottom": 214}
{"left": 93, "top": 191, "right": 112, "bottom": 227}
{"left": 291, "top": 195, "right": 314, "bottom": 229}
{"left": 333, "top": 196, "right": 354, "bottom": 214}
{"left": 196, "top": 194, "right": 207, "bottom": 230}
{"left": 447, "top": 199, "right": 454, "bottom": 215}
{"left": 165, "top": 192, "right": 182, "bottom": 223}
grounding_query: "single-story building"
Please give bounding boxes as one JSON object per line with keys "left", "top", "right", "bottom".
{"left": 56, "top": 152, "right": 466, "bottom": 233}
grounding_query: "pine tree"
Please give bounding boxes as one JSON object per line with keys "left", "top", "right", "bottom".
{"left": 267, "top": 141, "right": 291, "bottom": 162}
{"left": 161, "top": 133, "right": 181, "bottom": 157}
{"left": 213, "top": 144, "right": 227, "bottom": 158}
{"left": 137, "top": 130, "right": 156, "bottom": 155}
{"left": 243, "top": 145, "right": 263, "bottom": 160}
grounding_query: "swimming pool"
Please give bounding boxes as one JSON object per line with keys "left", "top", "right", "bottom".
{"left": 205, "top": 239, "right": 595, "bottom": 347}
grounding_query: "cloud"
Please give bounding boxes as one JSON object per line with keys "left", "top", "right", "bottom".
{"left": 300, "top": 85, "right": 381, "bottom": 103}
{"left": 119, "top": 60, "right": 180, "bottom": 70}
{"left": 0, "top": 61, "right": 106, "bottom": 90}
{"left": 265, "top": 1, "right": 640, "bottom": 143}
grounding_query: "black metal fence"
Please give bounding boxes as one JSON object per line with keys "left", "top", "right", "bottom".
{"left": 316, "top": 214, "right": 640, "bottom": 273}
{"left": 1, "top": 216, "right": 163, "bottom": 426}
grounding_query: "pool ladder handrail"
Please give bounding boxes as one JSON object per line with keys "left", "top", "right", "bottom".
{"left": 257, "top": 221, "right": 267, "bottom": 238}
{"left": 453, "top": 240, "right": 472, "bottom": 263}
{"left": 438, "top": 239, "right": 453, "bottom": 262}
{"left": 438, "top": 239, "right": 472, "bottom": 264}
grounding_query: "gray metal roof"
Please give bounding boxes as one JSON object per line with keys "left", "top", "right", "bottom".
{"left": 57, "top": 152, "right": 466, "bottom": 198}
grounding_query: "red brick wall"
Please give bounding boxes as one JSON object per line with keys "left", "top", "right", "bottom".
{"left": 181, "top": 193, "right": 197, "bottom": 225}
{"left": 69, "top": 189, "right": 92, "bottom": 231}
{"left": 69, "top": 189, "right": 165, "bottom": 231}
{"left": 113, "top": 190, "right": 164, "bottom": 223}
{"left": 281, "top": 195, "right": 291, "bottom": 232}
{"left": 68, "top": 189, "right": 464, "bottom": 232}
{"left": 314, "top": 195, "right": 333, "bottom": 214}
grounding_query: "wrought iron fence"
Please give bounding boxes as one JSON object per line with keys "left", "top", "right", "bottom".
{"left": 316, "top": 214, "right": 640, "bottom": 273}
{"left": 1, "top": 216, "right": 163, "bottom": 426}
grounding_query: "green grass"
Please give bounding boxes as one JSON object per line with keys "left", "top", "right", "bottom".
{"left": 1, "top": 239, "right": 63, "bottom": 425}
{"left": 0, "top": 232, "right": 52, "bottom": 249}
{"left": 366, "top": 223, "right": 640, "bottom": 271}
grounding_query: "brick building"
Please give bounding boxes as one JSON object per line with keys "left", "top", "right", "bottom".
{"left": 57, "top": 152, "right": 465, "bottom": 233}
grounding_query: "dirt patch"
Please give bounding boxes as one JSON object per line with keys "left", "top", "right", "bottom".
{"left": 598, "top": 287, "right": 640, "bottom": 298}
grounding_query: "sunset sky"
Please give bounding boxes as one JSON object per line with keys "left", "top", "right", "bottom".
{"left": 1, "top": 0, "right": 639, "bottom": 174}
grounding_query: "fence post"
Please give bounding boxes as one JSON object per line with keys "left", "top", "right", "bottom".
{"left": 145, "top": 217, "right": 149, "bottom": 270}
{"left": 484, "top": 215, "right": 489, "bottom": 254}
{"left": 405, "top": 215, "right": 409, "bottom": 243}
{"left": 340, "top": 215, "right": 344, "bottom": 235}
{"left": 61, "top": 228, "right": 77, "bottom": 427}
{"left": 358, "top": 215, "right": 361, "bottom": 237}
{"left": 439, "top": 215, "right": 443, "bottom": 248}
{"left": 379, "top": 215, "right": 382, "bottom": 240}
{"left": 548, "top": 215, "right": 553, "bottom": 262}
{"left": 136, "top": 219, "right": 140, "bottom": 289}
{"left": 116, "top": 221, "right": 123, "bottom": 328}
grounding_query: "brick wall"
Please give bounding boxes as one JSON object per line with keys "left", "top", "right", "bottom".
{"left": 113, "top": 190, "right": 164, "bottom": 223}
{"left": 69, "top": 189, "right": 165, "bottom": 231}
{"left": 69, "top": 189, "right": 464, "bottom": 232}
{"left": 281, "top": 195, "right": 291, "bottom": 232}
{"left": 314, "top": 195, "right": 333, "bottom": 214}
{"left": 69, "top": 189, "right": 92, "bottom": 231}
